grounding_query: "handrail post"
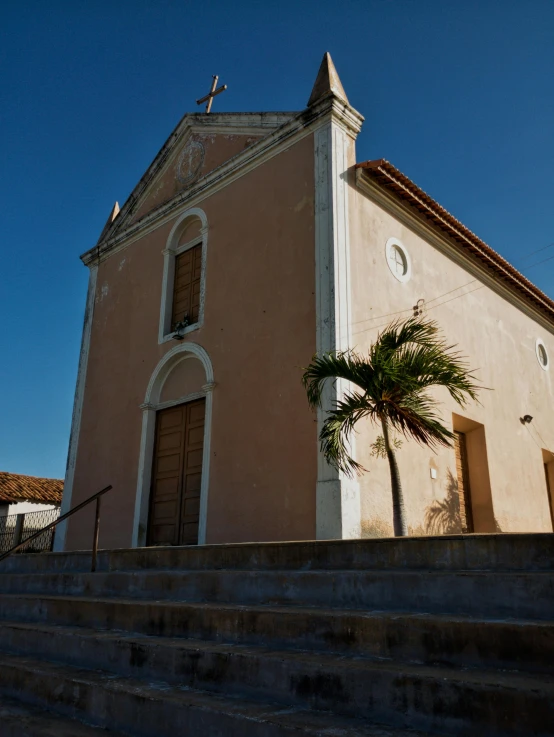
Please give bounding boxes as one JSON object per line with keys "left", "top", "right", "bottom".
{"left": 91, "top": 496, "right": 101, "bottom": 573}
{"left": 13, "top": 514, "right": 25, "bottom": 548}
{"left": 0, "top": 484, "right": 112, "bottom": 565}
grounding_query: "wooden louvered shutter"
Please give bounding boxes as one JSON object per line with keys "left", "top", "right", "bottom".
{"left": 453, "top": 431, "right": 474, "bottom": 533}
{"left": 171, "top": 244, "right": 202, "bottom": 330}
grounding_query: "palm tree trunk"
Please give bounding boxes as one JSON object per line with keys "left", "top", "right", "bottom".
{"left": 381, "top": 418, "right": 408, "bottom": 537}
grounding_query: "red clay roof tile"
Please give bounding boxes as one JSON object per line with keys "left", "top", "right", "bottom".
{"left": 0, "top": 472, "right": 63, "bottom": 505}
{"left": 355, "top": 159, "right": 554, "bottom": 325}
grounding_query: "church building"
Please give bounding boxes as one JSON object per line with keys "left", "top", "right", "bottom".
{"left": 56, "top": 54, "right": 554, "bottom": 552}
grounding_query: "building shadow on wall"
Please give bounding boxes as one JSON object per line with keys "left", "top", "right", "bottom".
{"left": 424, "top": 469, "right": 502, "bottom": 534}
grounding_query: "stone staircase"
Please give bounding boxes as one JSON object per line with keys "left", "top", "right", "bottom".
{"left": 0, "top": 533, "right": 552, "bottom": 736}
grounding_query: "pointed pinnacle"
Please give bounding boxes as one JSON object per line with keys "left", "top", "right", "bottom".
{"left": 98, "top": 201, "right": 120, "bottom": 242}
{"left": 307, "top": 52, "right": 349, "bottom": 107}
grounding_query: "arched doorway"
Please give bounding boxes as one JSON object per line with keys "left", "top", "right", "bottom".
{"left": 132, "top": 343, "right": 215, "bottom": 547}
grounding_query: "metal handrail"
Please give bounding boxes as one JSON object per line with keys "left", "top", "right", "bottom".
{"left": 0, "top": 484, "right": 113, "bottom": 572}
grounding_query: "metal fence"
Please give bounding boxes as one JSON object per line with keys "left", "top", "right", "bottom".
{"left": 0, "top": 507, "right": 61, "bottom": 555}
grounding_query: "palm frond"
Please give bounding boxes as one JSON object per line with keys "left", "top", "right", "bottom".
{"left": 301, "top": 317, "right": 483, "bottom": 475}
{"left": 302, "top": 351, "right": 368, "bottom": 409}
{"left": 318, "top": 391, "right": 372, "bottom": 477}
{"left": 372, "top": 317, "right": 440, "bottom": 357}
{"left": 387, "top": 341, "right": 482, "bottom": 406}
{"left": 384, "top": 391, "right": 455, "bottom": 448}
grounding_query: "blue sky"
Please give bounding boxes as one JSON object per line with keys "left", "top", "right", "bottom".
{"left": 1, "top": 1, "right": 553, "bottom": 479}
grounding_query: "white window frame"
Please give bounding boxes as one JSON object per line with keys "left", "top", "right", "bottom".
{"left": 158, "top": 207, "right": 208, "bottom": 344}
{"left": 385, "top": 237, "right": 412, "bottom": 283}
{"left": 536, "top": 337, "right": 549, "bottom": 371}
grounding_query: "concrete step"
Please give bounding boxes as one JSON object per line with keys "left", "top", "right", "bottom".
{"left": 0, "top": 693, "right": 125, "bottom": 736}
{"left": 0, "top": 568, "right": 553, "bottom": 619}
{"left": 4, "top": 533, "right": 554, "bottom": 575}
{"left": 0, "top": 652, "right": 434, "bottom": 737}
{"left": 0, "top": 620, "right": 553, "bottom": 734}
{"left": 0, "top": 602, "right": 552, "bottom": 674}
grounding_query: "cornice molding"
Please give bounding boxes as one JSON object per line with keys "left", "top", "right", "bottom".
{"left": 81, "top": 97, "right": 364, "bottom": 267}
{"left": 356, "top": 171, "right": 554, "bottom": 336}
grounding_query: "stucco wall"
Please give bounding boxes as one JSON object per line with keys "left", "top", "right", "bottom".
{"left": 0, "top": 501, "right": 59, "bottom": 517}
{"left": 131, "top": 133, "right": 263, "bottom": 223}
{"left": 349, "top": 183, "right": 554, "bottom": 537}
{"left": 65, "top": 134, "right": 317, "bottom": 551}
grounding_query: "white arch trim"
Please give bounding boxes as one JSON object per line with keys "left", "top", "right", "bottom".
{"left": 132, "top": 342, "right": 215, "bottom": 548}
{"left": 166, "top": 206, "right": 208, "bottom": 244}
{"left": 158, "top": 206, "right": 209, "bottom": 344}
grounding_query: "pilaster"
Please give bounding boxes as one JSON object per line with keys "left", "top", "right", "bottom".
{"left": 313, "top": 100, "right": 362, "bottom": 540}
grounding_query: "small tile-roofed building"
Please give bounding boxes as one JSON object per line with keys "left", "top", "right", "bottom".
{"left": 0, "top": 472, "right": 63, "bottom": 517}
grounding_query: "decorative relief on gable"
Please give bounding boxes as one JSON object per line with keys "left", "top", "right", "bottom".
{"left": 128, "top": 133, "right": 263, "bottom": 226}
{"left": 176, "top": 140, "right": 205, "bottom": 186}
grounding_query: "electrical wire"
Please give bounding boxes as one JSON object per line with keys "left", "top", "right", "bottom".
{"left": 516, "top": 241, "right": 554, "bottom": 267}
{"left": 426, "top": 285, "right": 485, "bottom": 311}
{"left": 523, "top": 423, "right": 543, "bottom": 452}
{"left": 352, "top": 282, "right": 484, "bottom": 336}
{"left": 520, "top": 252, "right": 554, "bottom": 273}
{"left": 351, "top": 238, "right": 554, "bottom": 338}
{"left": 532, "top": 422, "right": 551, "bottom": 453}
{"left": 351, "top": 236, "right": 554, "bottom": 331}
{"left": 351, "top": 279, "right": 478, "bottom": 329}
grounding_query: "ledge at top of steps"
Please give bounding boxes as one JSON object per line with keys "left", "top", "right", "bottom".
{"left": 0, "top": 693, "right": 127, "bottom": 737}
{"left": 2, "top": 532, "right": 554, "bottom": 575}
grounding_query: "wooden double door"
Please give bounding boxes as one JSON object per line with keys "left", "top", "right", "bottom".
{"left": 148, "top": 399, "right": 205, "bottom": 546}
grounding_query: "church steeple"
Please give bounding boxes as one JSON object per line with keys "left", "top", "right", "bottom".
{"left": 307, "top": 52, "right": 349, "bottom": 107}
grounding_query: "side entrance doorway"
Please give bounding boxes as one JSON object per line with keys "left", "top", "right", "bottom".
{"left": 451, "top": 414, "right": 495, "bottom": 533}
{"left": 147, "top": 398, "right": 206, "bottom": 546}
{"left": 453, "top": 431, "right": 474, "bottom": 534}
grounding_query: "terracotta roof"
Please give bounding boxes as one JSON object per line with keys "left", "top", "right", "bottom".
{"left": 0, "top": 472, "right": 63, "bottom": 505}
{"left": 355, "top": 159, "right": 554, "bottom": 325}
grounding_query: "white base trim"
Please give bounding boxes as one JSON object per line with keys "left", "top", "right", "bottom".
{"left": 316, "top": 479, "right": 361, "bottom": 539}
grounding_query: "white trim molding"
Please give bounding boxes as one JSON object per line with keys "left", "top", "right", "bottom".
{"left": 313, "top": 117, "right": 361, "bottom": 540}
{"left": 158, "top": 207, "right": 208, "bottom": 344}
{"left": 356, "top": 170, "right": 554, "bottom": 337}
{"left": 54, "top": 264, "right": 98, "bottom": 551}
{"left": 132, "top": 342, "right": 215, "bottom": 548}
{"left": 81, "top": 99, "right": 363, "bottom": 268}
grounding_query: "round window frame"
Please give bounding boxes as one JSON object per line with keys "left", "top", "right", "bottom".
{"left": 535, "top": 338, "right": 549, "bottom": 371}
{"left": 385, "top": 238, "right": 412, "bottom": 283}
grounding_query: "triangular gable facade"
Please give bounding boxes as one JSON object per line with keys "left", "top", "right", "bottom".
{"left": 98, "top": 112, "right": 297, "bottom": 245}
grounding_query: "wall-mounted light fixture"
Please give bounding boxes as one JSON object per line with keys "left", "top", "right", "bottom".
{"left": 520, "top": 415, "right": 533, "bottom": 425}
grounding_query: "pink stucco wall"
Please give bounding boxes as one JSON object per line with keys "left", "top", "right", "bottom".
{"left": 65, "top": 134, "right": 317, "bottom": 550}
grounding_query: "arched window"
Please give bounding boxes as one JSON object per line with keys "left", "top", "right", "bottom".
{"left": 158, "top": 208, "right": 208, "bottom": 343}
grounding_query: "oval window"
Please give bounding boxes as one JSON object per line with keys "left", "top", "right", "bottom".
{"left": 536, "top": 339, "right": 549, "bottom": 371}
{"left": 385, "top": 238, "right": 411, "bottom": 283}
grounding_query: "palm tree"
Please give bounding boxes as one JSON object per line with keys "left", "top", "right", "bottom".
{"left": 302, "top": 318, "right": 482, "bottom": 537}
